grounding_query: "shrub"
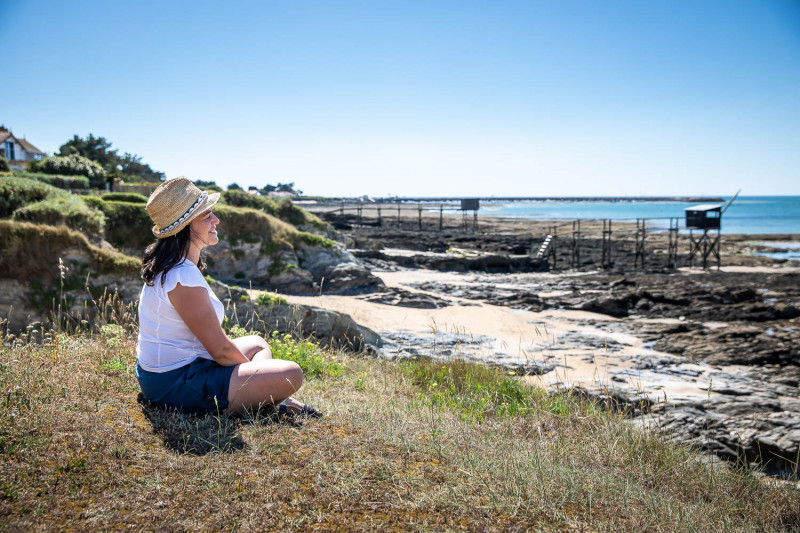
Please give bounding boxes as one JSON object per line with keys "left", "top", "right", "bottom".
{"left": 0, "top": 176, "right": 55, "bottom": 217}
{"left": 0, "top": 156, "right": 10, "bottom": 172}
{"left": 255, "top": 292, "right": 288, "bottom": 306}
{"left": 268, "top": 332, "right": 344, "bottom": 379}
{"left": 13, "top": 195, "right": 106, "bottom": 236}
{"left": 30, "top": 154, "right": 106, "bottom": 188}
{"left": 12, "top": 171, "right": 90, "bottom": 190}
{"left": 101, "top": 192, "right": 148, "bottom": 203}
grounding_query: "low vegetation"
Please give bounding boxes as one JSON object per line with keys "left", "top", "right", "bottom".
{"left": 0, "top": 221, "right": 140, "bottom": 280}
{"left": 13, "top": 193, "right": 106, "bottom": 236}
{"left": 254, "top": 291, "right": 289, "bottom": 306}
{"left": 101, "top": 192, "right": 148, "bottom": 203}
{"left": 11, "top": 171, "right": 90, "bottom": 190}
{"left": 222, "top": 189, "right": 327, "bottom": 230}
{"left": 0, "top": 176, "right": 54, "bottom": 217}
{"left": 1, "top": 317, "right": 798, "bottom": 531}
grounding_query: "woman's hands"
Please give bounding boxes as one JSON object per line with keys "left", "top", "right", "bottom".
{"left": 169, "top": 283, "right": 249, "bottom": 366}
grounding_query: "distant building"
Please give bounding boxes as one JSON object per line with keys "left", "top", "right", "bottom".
{"left": 248, "top": 186, "right": 259, "bottom": 195}
{"left": 0, "top": 126, "right": 45, "bottom": 170}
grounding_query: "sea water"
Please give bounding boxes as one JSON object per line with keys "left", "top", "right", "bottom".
{"left": 477, "top": 196, "right": 800, "bottom": 236}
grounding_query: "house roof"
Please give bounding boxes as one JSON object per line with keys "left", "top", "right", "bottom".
{"left": 685, "top": 204, "right": 722, "bottom": 212}
{"left": 16, "top": 137, "right": 43, "bottom": 155}
{"left": 0, "top": 127, "right": 44, "bottom": 155}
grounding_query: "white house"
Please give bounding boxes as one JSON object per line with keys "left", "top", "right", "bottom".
{"left": 0, "top": 126, "right": 44, "bottom": 170}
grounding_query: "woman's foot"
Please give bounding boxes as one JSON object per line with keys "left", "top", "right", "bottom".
{"left": 279, "top": 397, "right": 323, "bottom": 418}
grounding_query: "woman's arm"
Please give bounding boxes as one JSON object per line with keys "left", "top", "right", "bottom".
{"left": 168, "top": 283, "right": 249, "bottom": 366}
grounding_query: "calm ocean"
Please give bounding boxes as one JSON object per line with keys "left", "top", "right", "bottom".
{"left": 477, "top": 196, "right": 800, "bottom": 236}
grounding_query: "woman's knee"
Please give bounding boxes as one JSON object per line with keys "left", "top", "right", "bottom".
{"left": 232, "top": 335, "right": 270, "bottom": 359}
{"left": 283, "top": 361, "right": 304, "bottom": 390}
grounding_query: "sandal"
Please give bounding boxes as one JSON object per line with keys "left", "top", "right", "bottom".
{"left": 277, "top": 403, "right": 323, "bottom": 419}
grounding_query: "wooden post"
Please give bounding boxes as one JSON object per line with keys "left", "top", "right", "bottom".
{"left": 667, "top": 217, "right": 679, "bottom": 268}
{"left": 377, "top": 201, "right": 382, "bottom": 227}
{"left": 602, "top": 219, "right": 612, "bottom": 269}
{"left": 571, "top": 220, "right": 581, "bottom": 269}
{"left": 418, "top": 204, "right": 422, "bottom": 230}
{"left": 397, "top": 203, "right": 401, "bottom": 227}
{"left": 439, "top": 205, "right": 443, "bottom": 231}
{"left": 634, "top": 218, "right": 646, "bottom": 268}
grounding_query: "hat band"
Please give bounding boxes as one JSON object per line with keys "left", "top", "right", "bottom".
{"left": 156, "top": 191, "right": 208, "bottom": 236}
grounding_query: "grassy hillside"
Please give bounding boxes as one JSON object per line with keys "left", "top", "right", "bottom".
{"left": 0, "top": 322, "right": 798, "bottom": 531}
{"left": 0, "top": 220, "right": 140, "bottom": 280}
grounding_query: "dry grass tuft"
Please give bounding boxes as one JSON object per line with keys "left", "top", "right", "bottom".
{"left": 1, "top": 323, "right": 799, "bottom": 531}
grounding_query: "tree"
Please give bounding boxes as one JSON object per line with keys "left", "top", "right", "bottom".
{"left": 227, "top": 183, "right": 243, "bottom": 191}
{"left": 58, "top": 134, "right": 118, "bottom": 170}
{"left": 0, "top": 156, "right": 9, "bottom": 172}
{"left": 57, "top": 134, "right": 165, "bottom": 183}
{"left": 259, "top": 182, "right": 299, "bottom": 195}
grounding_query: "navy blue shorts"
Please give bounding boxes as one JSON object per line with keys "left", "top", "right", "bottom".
{"left": 136, "top": 357, "right": 236, "bottom": 415}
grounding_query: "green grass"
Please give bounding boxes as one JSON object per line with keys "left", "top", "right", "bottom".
{"left": 403, "top": 358, "right": 571, "bottom": 420}
{"left": 0, "top": 323, "right": 799, "bottom": 531}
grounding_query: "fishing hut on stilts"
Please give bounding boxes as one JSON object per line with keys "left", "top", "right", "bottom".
{"left": 460, "top": 199, "right": 479, "bottom": 233}
{"left": 685, "top": 190, "right": 739, "bottom": 270}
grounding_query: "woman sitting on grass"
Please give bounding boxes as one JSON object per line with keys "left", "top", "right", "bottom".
{"left": 135, "top": 177, "right": 320, "bottom": 418}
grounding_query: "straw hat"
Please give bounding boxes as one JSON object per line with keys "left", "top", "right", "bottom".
{"left": 145, "top": 177, "right": 220, "bottom": 238}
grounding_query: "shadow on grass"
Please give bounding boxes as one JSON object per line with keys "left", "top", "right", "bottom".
{"left": 137, "top": 394, "right": 308, "bottom": 456}
{"left": 137, "top": 394, "right": 247, "bottom": 455}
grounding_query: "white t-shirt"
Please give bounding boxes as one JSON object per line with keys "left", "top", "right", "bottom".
{"left": 136, "top": 259, "right": 225, "bottom": 372}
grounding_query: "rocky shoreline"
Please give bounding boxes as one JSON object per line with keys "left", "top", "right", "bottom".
{"left": 299, "top": 208, "right": 800, "bottom": 476}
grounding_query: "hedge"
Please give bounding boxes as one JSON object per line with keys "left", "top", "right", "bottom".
{"left": 12, "top": 171, "right": 90, "bottom": 190}
{"left": 101, "top": 192, "right": 148, "bottom": 203}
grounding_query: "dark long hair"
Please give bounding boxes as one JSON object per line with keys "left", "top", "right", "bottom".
{"left": 141, "top": 226, "right": 206, "bottom": 286}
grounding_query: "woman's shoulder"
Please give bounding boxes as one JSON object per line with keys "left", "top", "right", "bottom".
{"left": 161, "top": 260, "right": 208, "bottom": 291}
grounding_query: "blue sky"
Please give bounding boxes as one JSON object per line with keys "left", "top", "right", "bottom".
{"left": 2, "top": 0, "right": 799, "bottom": 197}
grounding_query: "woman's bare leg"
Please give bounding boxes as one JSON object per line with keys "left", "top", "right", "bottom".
{"left": 226, "top": 359, "right": 303, "bottom": 413}
{"left": 227, "top": 335, "right": 314, "bottom": 415}
{"left": 231, "top": 335, "right": 272, "bottom": 361}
